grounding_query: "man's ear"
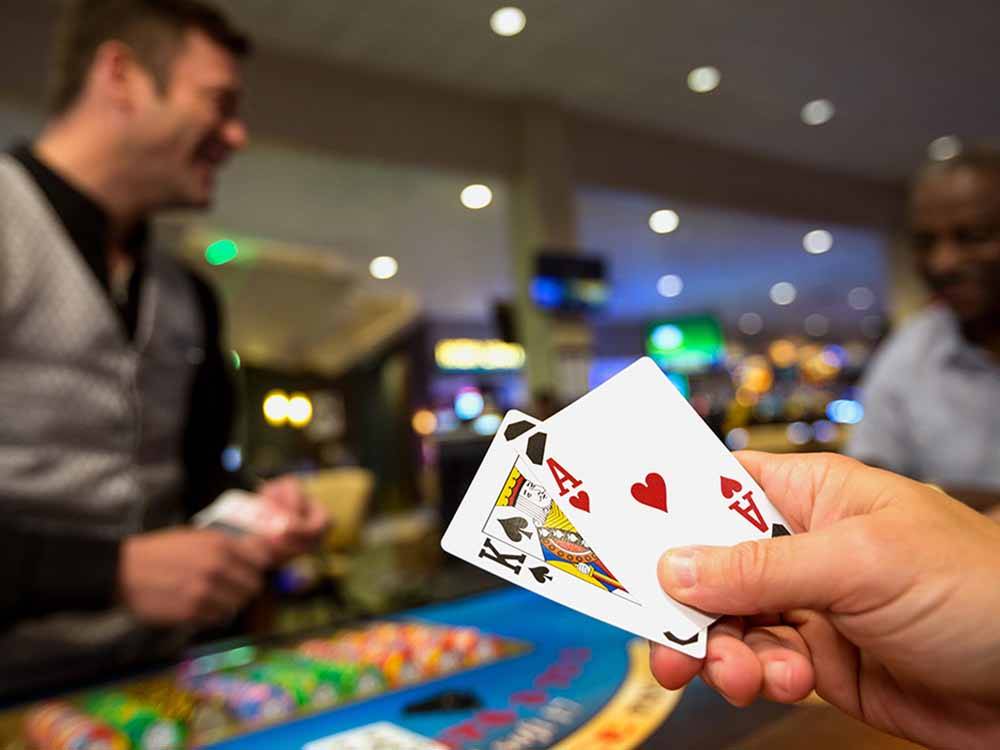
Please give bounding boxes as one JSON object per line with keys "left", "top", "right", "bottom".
{"left": 88, "top": 39, "right": 153, "bottom": 113}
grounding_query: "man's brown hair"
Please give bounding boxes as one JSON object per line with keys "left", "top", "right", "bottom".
{"left": 49, "top": 0, "right": 251, "bottom": 114}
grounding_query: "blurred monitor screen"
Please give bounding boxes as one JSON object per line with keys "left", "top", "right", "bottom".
{"left": 645, "top": 314, "right": 725, "bottom": 374}
{"left": 531, "top": 251, "right": 608, "bottom": 312}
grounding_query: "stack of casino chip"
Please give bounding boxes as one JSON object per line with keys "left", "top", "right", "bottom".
{"left": 265, "top": 652, "right": 387, "bottom": 701}
{"left": 124, "top": 678, "right": 230, "bottom": 744}
{"left": 440, "top": 626, "right": 502, "bottom": 666}
{"left": 23, "top": 700, "right": 126, "bottom": 750}
{"left": 243, "top": 661, "right": 337, "bottom": 710}
{"left": 180, "top": 673, "right": 296, "bottom": 726}
{"left": 296, "top": 632, "right": 418, "bottom": 689}
{"left": 294, "top": 621, "right": 505, "bottom": 689}
{"left": 83, "top": 693, "right": 184, "bottom": 750}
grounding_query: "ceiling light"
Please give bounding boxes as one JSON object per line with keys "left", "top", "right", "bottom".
{"left": 928, "top": 135, "right": 962, "bottom": 161}
{"left": 801, "top": 99, "right": 835, "bottom": 126}
{"left": 369, "top": 255, "right": 398, "bottom": 280}
{"left": 461, "top": 184, "right": 493, "bottom": 209}
{"left": 738, "top": 312, "right": 764, "bottom": 335}
{"left": 490, "top": 7, "right": 526, "bottom": 37}
{"left": 804, "top": 313, "right": 829, "bottom": 337}
{"left": 649, "top": 209, "right": 679, "bottom": 234}
{"left": 287, "top": 393, "right": 313, "bottom": 428}
{"left": 803, "top": 229, "right": 833, "bottom": 254}
{"left": 848, "top": 286, "right": 875, "bottom": 311}
{"left": 687, "top": 66, "right": 720, "bottom": 93}
{"left": 412, "top": 409, "right": 438, "bottom": 437}
{"left": 770, "top": 282, "right": 797, "bottom": 306}
{"left": 205, "top": 238, "right": 238, "bottom": 266}
{"left": 262, "top": 389, "right": 289, "bottom": 427}
{"left": 656, "top": 274, "right": 683, "bottom": 298}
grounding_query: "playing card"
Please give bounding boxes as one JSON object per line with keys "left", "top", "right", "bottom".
{"left": 441, "top": 410, "right": 706, "bottom": 658}
{"left": 303, "top": 722, "right": 447, "bottom": 750}
{"left": 191, "top": 489, "right": 289, "bottom": 536}
{"left": 504, "top": 357, "right": 792, "bottom": 632}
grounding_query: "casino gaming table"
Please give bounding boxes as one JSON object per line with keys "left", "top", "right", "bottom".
{"left": 0, "top": 587, "right": 802, "bottom": 750}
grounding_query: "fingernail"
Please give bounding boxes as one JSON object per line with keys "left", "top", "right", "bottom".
{"left": 704, "top": 658, "right": 724, "bottom": 687}
{"left": 765, "top": 661, "right": 790, "bottom": 693}
{"left": 664, "top": 548, "right": 698, "bottom": 588}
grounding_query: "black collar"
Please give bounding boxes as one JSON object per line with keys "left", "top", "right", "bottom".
{"left": 10, "top": 143, "right": 150, "bottom": 338}
{"left": 10, "top": 143, "right": 150, "bottom": 283}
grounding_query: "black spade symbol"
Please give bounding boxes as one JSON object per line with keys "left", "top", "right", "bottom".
{"left": 499, "top": 516, "right": 532, "bottom": 542}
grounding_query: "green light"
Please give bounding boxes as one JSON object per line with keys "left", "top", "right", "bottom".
{"left": 646, "top": 314, "right": 725, "bottom": 374}
{"left": 231, "top": 350, "right": 241, "bottom": 369}
{"left": 205, "top": 238, "right": 238, "bottom": 266}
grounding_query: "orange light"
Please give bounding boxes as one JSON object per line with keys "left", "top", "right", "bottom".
{"left": 412, "top": 409, "right": 438, "bottom": 436}
{"left": 768, "top": 339, "right": 798, "bottom": 369}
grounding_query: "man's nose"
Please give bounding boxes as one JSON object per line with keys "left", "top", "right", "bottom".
{"left": 925, "top": 236, "right": 966, "bottom": 276}
{"left": 223, "top": 118, "right": 249, "bottom": 151}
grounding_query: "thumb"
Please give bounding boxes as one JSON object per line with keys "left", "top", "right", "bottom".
{"left": 658, "top": 528, "right": 859, "bottom": 615}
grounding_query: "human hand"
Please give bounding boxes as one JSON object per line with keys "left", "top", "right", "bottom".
{"left": 258, "top": 475, "right": 329, "bottom": 563}
{"left": 118, "top": 528, "right": 271, "bottom": 626}
{"left": 650, "top": 451, "right": 1000, "bottom": 750}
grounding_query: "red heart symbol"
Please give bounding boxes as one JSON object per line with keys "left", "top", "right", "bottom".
{"left": 569, "top": 491, "right": 590, "bottom": 513}
{"left": 631, "top": 473, "right": 667, "bottom": 513}
{"left": 720, "top": 476, "right": 743, "bottom": 500}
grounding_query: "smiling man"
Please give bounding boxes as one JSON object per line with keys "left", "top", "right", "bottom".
{"left": 848, "top": 147, "right": 1000, "bottom": 511}
{"left": 0, "top": 0, "right": 326, "bottom": 697}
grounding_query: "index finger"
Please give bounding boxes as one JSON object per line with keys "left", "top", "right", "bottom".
{"left": 734, "top": 451, "right": 894, "bottom": 534}
{"left": 228, "top": 534, "right": 273, "bottom": 570}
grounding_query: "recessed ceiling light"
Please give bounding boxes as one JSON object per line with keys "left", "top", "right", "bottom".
{"left": 803, "top": 229, "right": 834, "bottom": 254}
{"left": 649, "top": 209, "right": 679, "bottom": 234}
{"left": 687, "top": 66, "right": 720, "bottom": 93}
{"left": 805, "top": 313, "right": 829, "bottom": 337}
{"left": 460, "top": 184, "right": 493, "bottom": 209}
{"left": 656, "top": 274, "right": 683, "bottom": 298}
{"left": 848, "top": 286, "right": 875, "bottom": 311}
{"left": 928, "top": 135, "right": 962, "bottom": 161}
{"left": 770, "top": 282, "right": 797, "bottom": 306}
{"left": 490, "top": 7, "right": 526, "bottom": 37}
{"left": 801, "top": 99, "right": 835, "bottom": 126}
{"left": 369, "top": 255, "right": 398, "bottom": 280}
{"left": 738, "top": 312, "right": 764, "bottom": 335}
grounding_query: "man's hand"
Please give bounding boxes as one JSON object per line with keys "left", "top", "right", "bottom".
{"left": 651, "top": 451, "right": 1000, "bottom": 750}
{"left": 258, "top": 475, "right": 329, "bottom": 563}
{"left": 118, "top": 528, "right": 271, "bottom": 627}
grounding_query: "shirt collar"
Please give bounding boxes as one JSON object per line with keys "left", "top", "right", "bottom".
{"left": 9, "top": 143, "right": 149, "bottom": 275}
{"left": 935, "top": 306, "right": 1000, "bottom": 371}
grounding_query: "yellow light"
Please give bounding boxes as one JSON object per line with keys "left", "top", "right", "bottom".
{"left": 460, "top": 184, "right": 493, "bottom": 210}
{"left": 768, "top": 339, "right": 798, "bottom": 368}
{"left": 738, "top": 356, "right": 774, "bottom": 393}
{"left": 435, "top": 339, "right": 526, "bottom": 371}
{"left": 412, "top": 409, "right": 438, "bottom": 437}
{"left": 735, "top": 387, "right": 760, "bottom": 407}
{"left": 287, "top": 393, "right": 313, "bottom": 428}
{"left": 369, "top": 256, "right": 398, "bottom": 280}
{"left": 687, "top": 66, "right": 721, "bottom": 93}
{"left": 263, "top": 389, "right": 289, "bottom": 426}
{"left": 490, "top": 6, "right": 526, "bottom": 36}
{"left": 649, "top": 209, "right": 679, "bottom": 234}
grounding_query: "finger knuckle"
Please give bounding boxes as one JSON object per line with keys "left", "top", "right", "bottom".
{"left": 729, "top": 540, "right": 769, "bottom": 589}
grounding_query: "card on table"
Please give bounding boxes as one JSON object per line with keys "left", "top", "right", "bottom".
{"left": 504, "top": 357, "right": 792, "bottom": 633}
{"left": 441, "top": 410, "right": 706, "bottom": 658}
